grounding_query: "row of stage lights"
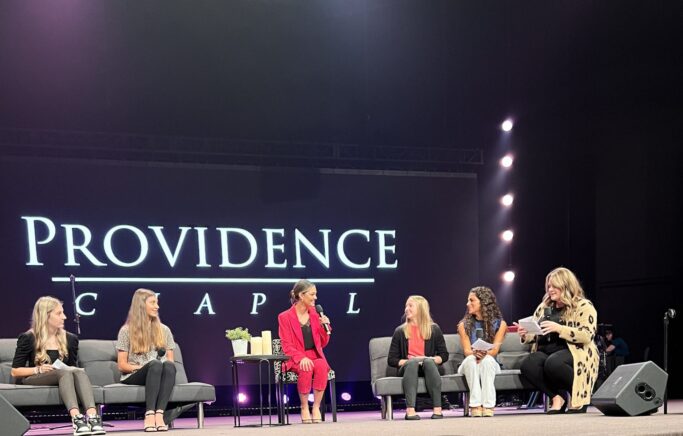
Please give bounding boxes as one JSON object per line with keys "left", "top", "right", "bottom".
{"left": 500, "top": 119, "right": 515, "bottom": 283}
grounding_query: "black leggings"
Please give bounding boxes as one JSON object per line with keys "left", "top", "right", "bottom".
{"left": 122, "top": 360, "right": 176, "bottom": 411}
{"left": 520, "top": 349, "right": 574, "bottom": 398}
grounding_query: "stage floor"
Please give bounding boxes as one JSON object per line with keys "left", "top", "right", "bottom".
{"left": 26, "top": 401, "right": 683, "bottom": 436}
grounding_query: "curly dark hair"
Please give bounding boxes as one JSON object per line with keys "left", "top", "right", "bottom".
{"left": 459, "top": 286, "right": 504, "bottom": 342}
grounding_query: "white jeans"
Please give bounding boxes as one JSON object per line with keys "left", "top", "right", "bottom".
{"left": 457, "top": 354, "right": 501, "bottom": 408}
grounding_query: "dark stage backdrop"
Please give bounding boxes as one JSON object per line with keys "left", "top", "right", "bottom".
{"left": 0, "top": 157, "right": 478, "bottom": 386}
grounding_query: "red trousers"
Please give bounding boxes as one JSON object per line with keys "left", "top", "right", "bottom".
{"left": 290, "top": 349, "right": 329, "bottom": 394}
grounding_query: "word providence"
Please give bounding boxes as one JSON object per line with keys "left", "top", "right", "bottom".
{"left": 22, "top": 216, "right": 398, "bottom": 269}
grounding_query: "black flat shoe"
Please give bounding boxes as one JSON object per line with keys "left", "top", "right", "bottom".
{"left": 566, "top": 405, "right": 588, "bottom": 414}
{"left": 404, "top": 414, "right": 421, "bottom": 420}
{"left": 431, "top": 413, "right": 444, "bottom": 419}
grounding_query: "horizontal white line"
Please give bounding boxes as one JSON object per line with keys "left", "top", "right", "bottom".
{"left": 51, "top": 277, "right": 375, "bottom": 284}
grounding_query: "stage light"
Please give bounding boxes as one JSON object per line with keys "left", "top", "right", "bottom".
{"left": 503, "top": 270, "right": 515, "bottom": 282}
{"left": 238, "top": 393, "right": 247, "bottom": 403}
{"left": 501, "top": 230, "right": 514, "bottom": 242}
{"left": 308, "top": 393, "right": 315, "bottom": 403}
{"left": 501, "top": 194, "right": 514, "bottom": 206}
{"left": 500, "top": 155, "right": 514, "bottom": 168}
{"left": 283, "top": 394, "right": 289, "bottom": 404}
{"left": 501, "top": 119, "right": 513, "bottom": 132}
{"left": 341, "top": 392, "right": 352, "bottom": 401}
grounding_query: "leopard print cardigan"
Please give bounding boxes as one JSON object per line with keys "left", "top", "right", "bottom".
{"left": 522, "top": 298, "right": 599, "bottom": 408}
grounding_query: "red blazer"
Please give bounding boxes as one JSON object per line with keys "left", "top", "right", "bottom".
{"left": 277, "top": 304, "right": 331, "bottom": 372}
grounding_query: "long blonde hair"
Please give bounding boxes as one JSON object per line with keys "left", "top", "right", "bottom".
{"left": 543, "top": 267, "right": 585, "bottom": 310}
{"left": 124, "top": 288, "right": 165, "bottom": 354}
{"left": 402, "top": 295, "right": 434, "bottom": 341}
{"left": 31, "top": 296, "right": 68, "bottom": 365}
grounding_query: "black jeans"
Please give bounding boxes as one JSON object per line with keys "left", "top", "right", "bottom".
{"left": 122, "top": 360, "right": 176, "bottom": 411}
{"left": 399, "top": 358, "right": 442, "bottom": 409}
{"left": 520, "top": 348, "right": 574, "bottom": 398}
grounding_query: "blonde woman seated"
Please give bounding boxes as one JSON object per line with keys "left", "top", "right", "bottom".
{"left": 11, "top": 297, "right": 105, "bottom": 435}
{"left": 457, "top": 286, "right": 507, "bottom": 417}
{"left": 516, "top": 267, "right": 599, "bottom": 414}
{"left": 387, "top": 295, "right": 449, "bottom": 420}
{"left": 117, "top": 289, "right": 177, "bottom": 432}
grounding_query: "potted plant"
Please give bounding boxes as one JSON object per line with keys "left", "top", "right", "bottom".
{"left": 226, "top": 327, "right": 251, "bottom": 356}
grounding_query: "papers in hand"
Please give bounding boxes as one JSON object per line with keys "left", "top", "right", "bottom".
{"left": 51, "top": 359, "right": 74, "bottom": 370}
{"left": 471, "top": 339, "right": 495, "bottom": 351}
{"left": 518, "top": 316, "right": 544, "bottom": 335}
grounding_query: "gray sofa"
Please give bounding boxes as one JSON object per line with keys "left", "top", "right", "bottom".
{"left": 369, "top": 332, "right": 537, "bottom": 419}
{"left": 0, "top": 338, "right": 215, "bottom": 428}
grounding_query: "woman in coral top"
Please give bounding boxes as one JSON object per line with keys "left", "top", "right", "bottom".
{"left": 277, "top": 279, "right": 332, "bottom": 424}
{"left": 387, "top": 295, "right": 449, "bottom": 420}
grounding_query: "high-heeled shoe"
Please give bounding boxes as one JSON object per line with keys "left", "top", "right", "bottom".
{"left": 469, "top": 406, "right": 483, "bottom": 417}
{"left": 155, "top": 411, "right": 168, "bottom": 432}
{"left": 546, "top": 398, "right": 567, "bottom": 415}
{"left": 566, "top": 405, "right": 588, "bottom": 414}
{"left": 143, "top": 411, "right": 157, "bottom": 432}
{"left": 311, "top": 407, "right": 322, "bottom": 423}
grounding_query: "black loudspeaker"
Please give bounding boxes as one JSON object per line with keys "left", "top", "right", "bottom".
{"left": 0, "top": 394, "right": 30, "bottom": 436}
{"left": 592, "top": 361, "right": 668, "bottom": 416}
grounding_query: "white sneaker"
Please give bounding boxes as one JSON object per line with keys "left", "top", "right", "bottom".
{"left": 87, "top": 414, "right": 106, "bottom": 435}
{"left": 72, "top": 414, "right": 93, "bottom": 436}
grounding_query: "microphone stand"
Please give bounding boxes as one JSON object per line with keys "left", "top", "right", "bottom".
{"left": 70, "top": 274, "right": 81, "bottom": 335}
{"left": 663, "top": 310, "right": 671, "bottom": 414}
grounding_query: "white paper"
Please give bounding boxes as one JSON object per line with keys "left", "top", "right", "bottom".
{"left": 471, "top": 339, "right": 495, "bottom": 351}
{"left": 51, "top": 359, "right": 74, "bottom": 370}
{"left": 518, "top": 316, "right": 544, "bottom": 335}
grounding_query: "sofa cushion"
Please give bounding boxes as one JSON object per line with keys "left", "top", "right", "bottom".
{"left": 0, "top": 338, "right": 18, "bottom": 384}
{"left": 0, "top": 383, "right": 105, "bottom": 406}
{"left": 102, "top": 382, "right": 216, "bottom": 404}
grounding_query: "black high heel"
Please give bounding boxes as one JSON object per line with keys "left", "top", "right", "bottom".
{"left": 566, "top": 405, "right": 588, "bottom": 414}
{"left": 546, "top": 398, "right": 567, "bottom": 415}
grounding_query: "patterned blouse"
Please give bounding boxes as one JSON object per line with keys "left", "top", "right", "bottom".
{"left": 116, "top": 324, "right": 175, "bottom": 381}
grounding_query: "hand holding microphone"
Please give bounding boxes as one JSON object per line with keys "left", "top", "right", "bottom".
{"left": 315, "top": 304, "right": 331, "bottom": 334}
{"left": 539, "top": 306, "right": 560, "bottom": 335}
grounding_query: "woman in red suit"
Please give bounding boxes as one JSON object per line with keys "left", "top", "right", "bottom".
{"left": 278, "top": 279, "right": 332, "bottom": 424}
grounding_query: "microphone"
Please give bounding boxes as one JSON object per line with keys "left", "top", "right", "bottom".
{"left": 70, "top": 274, "right": 81, "bottom": 335}
{"left": 315, "top": 304, "right": 331, "bottom": 334}
{"left": 665, "top": 308, "right": 677, "bottom": 319}
{"left": 156, "top": 347, "right": 166, "bottom": 360}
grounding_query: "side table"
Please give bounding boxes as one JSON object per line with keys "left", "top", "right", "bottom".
{"left": 230, "top": 354, "right": 291, "bottom": 427}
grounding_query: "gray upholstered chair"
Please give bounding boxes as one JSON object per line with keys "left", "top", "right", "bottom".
{"left": 79, "top": 340, "right": 215, "bottom": 428}
{"left": 272, "top": 338, "right": 337, "bottom": 422}
{"left": 370, "top": 333, "right": 536, "bottom": 419}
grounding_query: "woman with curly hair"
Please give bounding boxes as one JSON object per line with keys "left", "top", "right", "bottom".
{"left": 117, "top": 289, "right": 177, "bottom": 432}
{"left": 516, "top": 267, "right": 599, "bottom": 414}
{"left": 457, "top": 286, "right": 507, "bottom": 417}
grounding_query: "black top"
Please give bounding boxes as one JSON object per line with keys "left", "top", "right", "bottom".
{"left": 537, "top": 305, "right": 568, "bottom": 355}
{"left": 12, "top": 331, "right": 79, "bottom": 369}
{"left": 300, "top": 321, "right": 315, "bottom": 350}
{"left": 387, "top": 324, "right": 449, "bottom": 375}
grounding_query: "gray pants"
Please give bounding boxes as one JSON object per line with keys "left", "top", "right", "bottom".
{"left": 23, "top": 368, "right": 96, "bottom": 412}
{"left": 399, "top": 358, "right": 442, "bottom": 408}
